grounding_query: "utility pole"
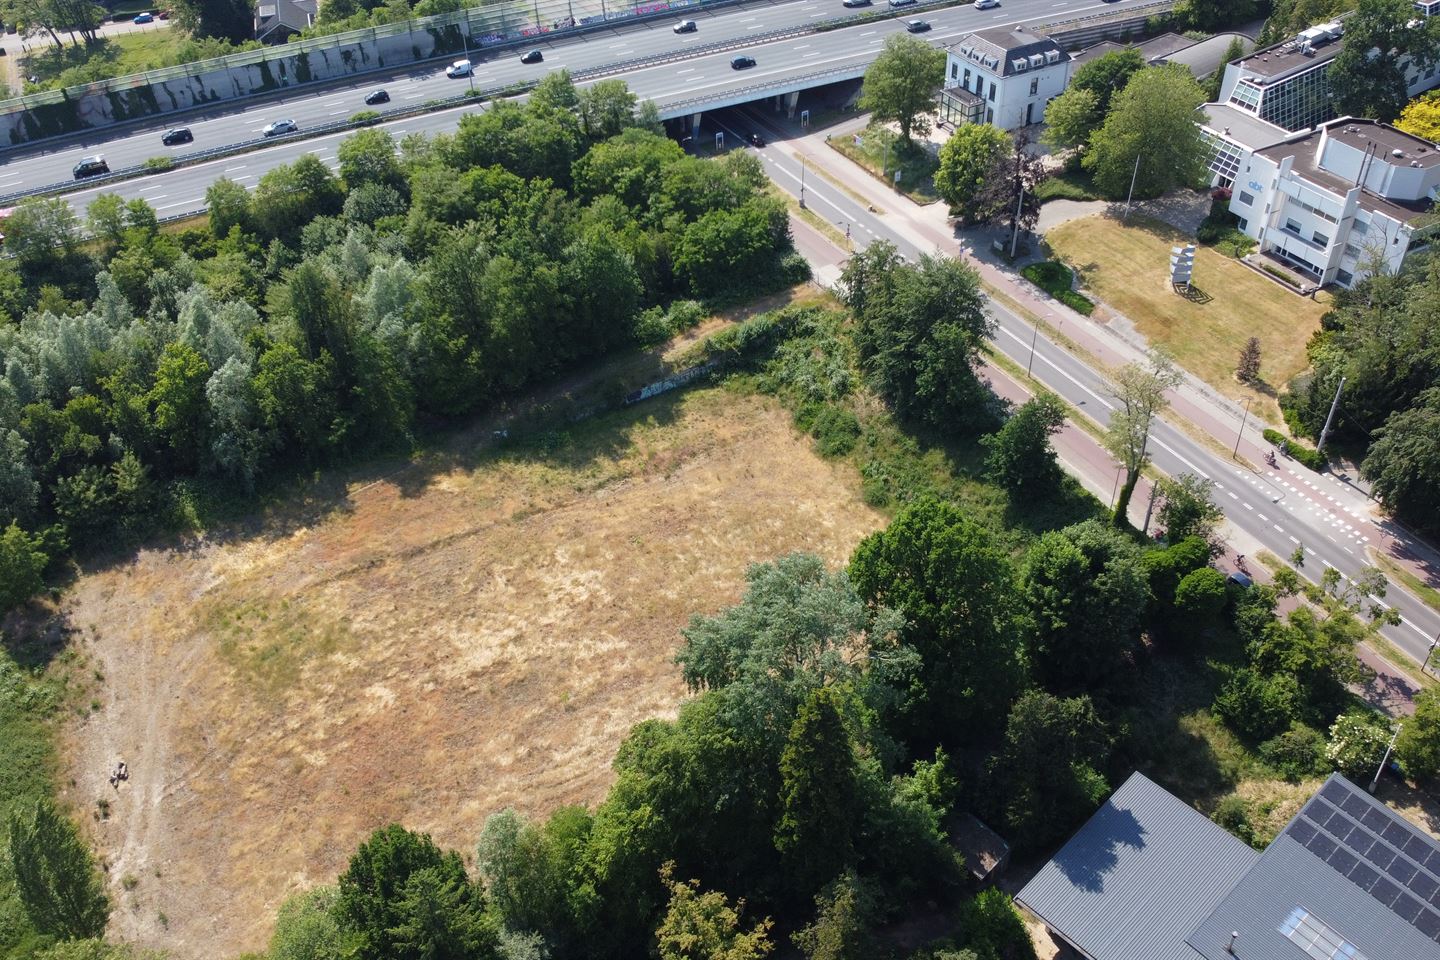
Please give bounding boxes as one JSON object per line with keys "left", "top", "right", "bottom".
{"left": 1232, "top": 396, "right": 1251, "bottom": 459}
{"left": 1142, "top": 478, "right": 1161, "bottom": 537}
{"left": 800, "top": 156, "right": 807, "bottom": 208}
{"left": 462, "top": 22, "right": 474, "bottom": 93}
{"left": 1123, "top": 152, "right": 1141, "bottom": 220}
{"left": 1317, "top": 376, "right": 1346, "bottom": 454}
{"left": 1026, "top": 317, "right": 1041, "bottom": 376}
{"left": 1424, "top": 635, "right": 1439, "bottom": 675}
{"left": 1368, "top": 721, "right": 1402, "bottom": 794}
{"left": 1009, "top": 180, "right": 1025, "bottom": 259}
{"left": 882, "top": 135, "right": 890, "bottom": 180}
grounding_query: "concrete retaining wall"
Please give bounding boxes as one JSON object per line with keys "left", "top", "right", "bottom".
{"left": 1043, "top": 1, "right": 1182, "bottom": 49}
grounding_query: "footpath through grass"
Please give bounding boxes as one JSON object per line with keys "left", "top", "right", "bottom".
{"left": 827, "top": 122, "right": 941, "bottom": 205}
{"left": 1046, "top": 214, "right": 1328, "bottom": 424}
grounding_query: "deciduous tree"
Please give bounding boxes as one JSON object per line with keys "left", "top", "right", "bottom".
{"left": 6, "top": 799, "right": 110, "bottom": 940}
{"left": 1104, "top": 351, "right": 1181, "bottom": 526}
{"left": 1396, "top": 689, "right": 1440, "bottom": 782}
{"left": 982, "top": 392, "right": 1067, "bottom": 492}
{"left": 775, "top": 687, "right": 861, "bottom": 896}
{"left": 1397, "top": 90, "right": 1440, "bottom": 142}
{"left": 858, "top": 35, "right": 946, "bottom": 143}
{"left": 934, "top": 123, "right": 1011, "bottom": 222}
{"left": 1326, "top": 0, "right": 1440, "bottom": 123}
{"left": 1155, "top": 472, "right": 1222, "bottom": 545}
{"left": 1085, "top": 67, "right": 1209, "bottom": 200}
{"left": 655, "top": 863, "right": 774, "bottom": 960}
{"left": 992, "top": 691, "right": 1110, "bottom": 851}
{"left": 1362, "top": 387, "right": 1440, "bottom": 537}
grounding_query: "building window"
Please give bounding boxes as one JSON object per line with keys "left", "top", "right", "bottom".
{"left": 1236, "top": 218, "right": 1248, "bottom": 231}
{"left": 1337, "top": 269, "right": 1354, "bottom": 286}
{"left": 1029, "top": 77, "right": 1038, "bottom": 96}
{"left": 1312, "top": 230, "right": 1330, "bottom": 247}
{"left": 1238, "top": 191, "right": 1255, "bottom": 206}
{"left": 1343, "top": 244, "right": 1360, "bottom": 258}
{"left": 1285, "top": 218, "right": 1302, "bottom": 234}
{"left": 988, "top": 82, "right": 996, "bottom": 102}
{"left": 986, "top": 107, "right": 994, "bottom": 124}
{"left": 1352, "top": 219, "right": 1368, "bottom": 235}
{"left": 951, "top": 63, "right": 959, "bottom": 80}
{"left": 963, "top": 67, "right": 970, "bottom": 86}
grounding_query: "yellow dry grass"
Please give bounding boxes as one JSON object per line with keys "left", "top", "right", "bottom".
{"left": 58, "top": 386, "right": 885, "bottom": 957}
{"left": 1046, "top": 215, "right": 1329, "bottom": 424}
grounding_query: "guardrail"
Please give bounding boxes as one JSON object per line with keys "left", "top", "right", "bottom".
{"left": 0, "top": 0, "right": 723, "bottom": 120}
{"left": 661, "top": 65, "right": 861, "bottom": 114}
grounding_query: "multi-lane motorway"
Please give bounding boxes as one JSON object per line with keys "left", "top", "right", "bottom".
{"left": 0, "top": 0, "right": 1139, "bottom": 204}
{"left": 707, "top": 103, "right": 1440, "bottom": 671}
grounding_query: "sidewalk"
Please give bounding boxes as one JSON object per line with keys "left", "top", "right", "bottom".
{"left": 773, "top": 111, "right": 1440, "bottom": 636}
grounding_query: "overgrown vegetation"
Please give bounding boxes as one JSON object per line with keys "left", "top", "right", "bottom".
{"left": 1020, "top": 260, "right": 1094, "bottom": 315}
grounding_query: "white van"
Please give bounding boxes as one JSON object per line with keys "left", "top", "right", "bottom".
{"left": 446, "top": 59, "right": 473, "bottom": 78}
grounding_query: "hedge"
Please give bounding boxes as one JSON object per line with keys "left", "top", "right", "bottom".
{"left": 1262, "top": 428, "right": 1327, "bottom": 471}
{"left": 1022, "top": 260, "right": 1095, "bottom": 316}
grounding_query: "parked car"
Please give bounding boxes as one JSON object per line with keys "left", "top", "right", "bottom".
{"left": 842, "top": 0, "right": 870, "bottom": 6}
{"left": 157, "top": 9, "right": 171, "bottom": 19}
{"left": 133, "top": 12, "right": 154, "bottom": 23}
{"left": 520, "top": 49, "right": 544, "bottom": 64}
{"left": 262, "top": 119, "right": 297, "bottom": 137}
{"left": 673, "top": 19, "right": 697, "bottom": 33}
{"left": 72, "top": 156, "right": 109, "bottom": 179}
{"left": 731, "top": 55, "right": 756, "bottom": 69}
{"left": 446, "top": 59, "right": 473, "bottom": 77}
{"left": 906, "top": 19, "right": 931, "bottom": 31}
{"left": 974, "top": 0, "right": 1000, "bottom": 8}
{"left": 747, "top": 132, "right": 766, "bottom": 147}
{"left": 160, "top": 127, "right": 192, "bottom": 145}
{"left": 364, "top": 89, "right": 390, "bottom": 105}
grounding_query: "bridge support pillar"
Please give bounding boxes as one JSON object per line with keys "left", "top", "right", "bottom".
{"left": 785, "top": 90, "right": 800, "bottom": 119}
{"left": 690, "top": 112, "right": 702, "bottom": 137}
{"left": 774, "top": 94, "right": 783, "bottom": 113}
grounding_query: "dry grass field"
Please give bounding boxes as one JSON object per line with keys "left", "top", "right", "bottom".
{"left": 1046, "top": 215, "right": 1329, "bottom": 424}
{"left": 56, "top": 385, "right": 885, "bottom": 957}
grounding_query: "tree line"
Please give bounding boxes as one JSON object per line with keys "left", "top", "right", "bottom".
{"left": 0, "top": 72, "right": 802, "bottom": 612}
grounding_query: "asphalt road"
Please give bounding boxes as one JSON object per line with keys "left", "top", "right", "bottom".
{"left": 711, "top": 105, "right": 1440, "bottom": 669}
{"left": 1, "top": 0, "right": 1141, "bottom": 200}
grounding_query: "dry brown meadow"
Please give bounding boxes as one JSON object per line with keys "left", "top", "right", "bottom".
{"left": 57, "top": 383, "right": 884, "bottom": 957}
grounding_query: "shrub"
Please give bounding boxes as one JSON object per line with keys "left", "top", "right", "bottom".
{"left": 959, "top": 888, "right": 1038, "bottom": 960}
{"left": 1212, "top": 795, "right": 1256, "bottom": 846}
{"left": 809, "top": 405, "right": 861, "bottom": 457}
{"left": 349, "top": 110, "right": 383, "bottom": 126}
{"left": 1022, "top": 260, "right": 1094, "bottom": 315}
{"left": 141, "top": 156, "right": 174, "bottom": 172}
{"left": 1396, "top": 689, "right": 1440, "bottom": 782}
{"left": 1326, "top": 710, "right": 1392, "bottom": 780}
{"left": 1261, "top": 428, "right": 1327, "bottom": 471}
{"left": 1212, "top": 666, "right": 1301, "bottom": 742}
{"left": 1174, "top": 566, "right": 1227, "bottom": 619}
{"left": 1259, "top": 724, "right": 1329, "bottom": 782}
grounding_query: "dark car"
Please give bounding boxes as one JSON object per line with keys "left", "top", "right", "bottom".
{"left": 731, "top": 55, "right": 756, "bottom": 69}
{"left": 364, "top": 89, "right": 390, "bottom": 105}
{"left": 520, "top": 49, "right": 544, "bottom": 64}
{"left": 673, "top": 19, "right": 697, "bottom": 33}
{"left": 906, "top": 19, "right": 930, "bottom": 32}
{"left": 747, "top": 132, "right": 766, "bottom": 147}
{"left": 161, "top": 127, "right": 192, "bottom": 145}
{"left": 72, "top": 156, "right": 109, "bottom": 179}
{"left": 888, "top": 0, "right": 917, "bottom": 7}
{"left": 841, "top": 0, "right": 870, "bottom": 7}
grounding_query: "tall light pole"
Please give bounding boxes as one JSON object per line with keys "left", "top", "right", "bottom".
{"left": 462, "top": 21, "right": 474, "bottom": 94}
{"left": 1368, "top": 721, "right": 1402, "bottom": 794}
{"left": 800, "top": 156, "right": 807, "bottom": 208}
{"left": 1009, "top": 180, "right": 1025, "bottom": 259}
{"left": 1026, "top": 316, "right": 1041, "bottom": 376}
{"left": 1232, "top": 396, "right": 1251, "bottom": 459}
{"left": 1317, "top": 376, "right": 1346, "bottom": 454}
{"left": 1424, "top": 635, "right": 1439, "bottom": 675}
{"left": 1123, "top": 151, "right": 1141, "bottom": 220}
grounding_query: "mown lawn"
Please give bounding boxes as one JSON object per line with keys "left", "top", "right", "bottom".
{"left": 1046, "top": 214, "right": 1329, "bottom": 423}
{"left": 827, "top": 122, "right": 941, "bottom": 205}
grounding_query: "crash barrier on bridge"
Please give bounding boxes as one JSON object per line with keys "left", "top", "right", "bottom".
{"left": 1034, "top": 0, "right": 1181, "bottom": 48}
{"left": 0, "top": 21, "right": 821, "bottom": 209}
{"left": 0, "top": 0, "right": 757, "bottom": 149}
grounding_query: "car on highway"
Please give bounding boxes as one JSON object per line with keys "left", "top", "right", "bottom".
{"left": 731, "top": 55, "right": 756, "bottom": 69}
{"left": 841, "top": 0, "right": 870, "bottom": 7}
{"left": 974, "top": 0, "right": 1000, "bottom": 8}
{"left": 747, "top": 132, "right": 766, "bottom": 147}
{"left": 72, "top": 156, "right": 109, "bottom": 179}
{"left": 520, "top": 49, "right": 544, "bottom": 64}
{"left": 673, "top": 19, "right": 697, "bottom": 33}
{"left": 906, "top": 19, "right": 931, "bottom": 31}
{"left": 133, "top": 12, "right": 154, "bottom": 23}
{"left": 160, "top": 127, "right": 193, "bottom": 145}
{"left": 888, "top": 0, "right": 917, "bottom": 6}
{"left": 446, "top": 59, "right": 473, "bottom": 77}
{"left": 364, "top": 89, "right": 390, "bottom": 105}
{"left": 262, "top": 119, "right": 297, "bottom": 137}
{"left": 158, "top": 9, "right": 171, "bottom": 18}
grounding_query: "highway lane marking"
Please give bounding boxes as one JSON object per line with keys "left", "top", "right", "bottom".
{"left": 405, "top": 93, "right": 425, "bottom": 99}
{"left": 1257, "top": 512, "right": 1269, "bottom": 521}
{"left": 738, "top": 15, "right": 756, "bottom": 20}
{"left": 307, "top": 147, "right": 328, "bottom": 154}
{"left": 1274, "top": 524, "right": 1284, "bottom": 533}
{"left": 232, "top": 175, "right": 253, "bottom": 181}
{"left": 1227, "top": 491, "right": 1238, "bottom": 500}
{"left": 804, "top": 51, "right": 822, "bottom": 56}
{"left": 156, "top": 199, "right": 198, "bottom": 210}
{"left": 1289, "top": 536, "right": 1300, "bottom": 543}
{"left": 329, "top": 110, "right": 346, "bottom": 116}
{"left": 677, "top": 67, "right": 695, "bottom": 73}
{"left": 793, "top": 45, "right": 811, "bottom": 50}
{"left": 224, "top": 164, "right": 247, "bottom": 171}
{"left": 1243, "top": 503, "right": 1253, "bottom": 511}
{"left": 860, "top": 30, "right": 876, "bottom": 35}
{"left": 141, "top": 194, "right": 167, "bottom": 201}
{"left": 1344, "top": 547, "right": 1354, "bottom": 554}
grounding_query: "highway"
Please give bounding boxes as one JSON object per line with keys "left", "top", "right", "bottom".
{"left": 707, "top": 104, "right": 1440, "bottom": 670}
{"left": 0, "top": 0, "right": 1143, "bottom": 202}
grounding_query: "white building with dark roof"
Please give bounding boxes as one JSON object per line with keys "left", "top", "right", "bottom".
{"left": 939, "top": 27, "right": 1072, "bottom": 131}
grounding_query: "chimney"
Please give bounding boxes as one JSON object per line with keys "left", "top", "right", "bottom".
{"left": 1228, "top": 932, "right": 1240, "bottom": 955}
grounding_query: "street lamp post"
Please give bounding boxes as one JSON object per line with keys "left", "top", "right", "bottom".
{"left": 1232, "top": 396, "right": 1252, "bottom": 459}
{"left": 1368, "top": 721, "right": 1402, "bottom": 794}
{"left": 462, "top": 22, "right": 474, "bottom": 93}
{"left": 1424, "top": 635, "right": 1439, "bottom": 675}
{"left": 1123, "top": 151, "right": 1141, "bottom": 220}
{"left": 1009, "top": 181, "right": 1025, "bottom": 259}
{"left": 800, "top": 156, "right": 807, "bottom": 208}
{"left": 1026, "top": 317, "right": 1041, "bottom": 376}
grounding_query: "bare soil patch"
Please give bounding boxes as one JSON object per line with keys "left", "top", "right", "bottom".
{"left": 57, "top": 386, "right": 884, "bottom": 957}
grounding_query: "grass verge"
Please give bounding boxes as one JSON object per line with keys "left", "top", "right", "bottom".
{"left": 1035, "top": 167, "right": 1101, "bottom": 203}
{"left": 826, "top": 123, "right": 940, "bottom": 205}
{"left": 1046, "top": 214, "right": 1328, "bottom": 425}
{"left": 1373, "top": 552, "right": 1440, "bottom": 616}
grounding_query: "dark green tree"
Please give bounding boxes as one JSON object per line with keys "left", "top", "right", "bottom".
{"left": 1362, "top": 387, "right": 1440, "bottom": 537}
{"left": 849, "top": 499, "right": 1024, "bottom": 738}
{"left": 6, "top": 799, "right": 110, "bottom": 940}
{"left": 775, "top": 687, "right": 861, "bottom": 897}
{"left": 0, "top": 521, "right": 48, "bottom": 612}
{"left": 1326, "top": 0, "right": 1440, "bottom": 123}
{"left": 1155, "top": 472, "right": 1222, "bottom": 545}
{"left": 1020, "top": 520, "right": 1148, "bottom": 693}
{"left": 170, "top": 0, "right": 256, "bottom": 42}
{"left": 858, "top": 35, "right": 947, "bottom": 142}
{"left": 1070, "top": 49, "right": 1146, "bottom": 116}
{"left": 992, "top": 691, "right": 1110, "bottom": 851}
{"left": 934, "top": 124, "right": 1011, "bottom": 222}
{"left": 1396, "top": 689, "right": 1440, "bottom": 782}
{"left": 1085, "top": 67, "right": 1210, "bottom": 200}
{"left": 982, "top": 392, "right": 1067, "bottom": 492}
{"left": 960, "top": 888, "right": 1038, "bottom": 960}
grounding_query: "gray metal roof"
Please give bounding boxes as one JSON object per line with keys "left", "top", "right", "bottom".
{"left": 1015, "top": 772, "right": 1261, "bottom": 960}
{"left": 1189, "top": 775, "right": 1440, "bottom": 960}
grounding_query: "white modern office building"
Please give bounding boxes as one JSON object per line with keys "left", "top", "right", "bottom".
{"left": 1203, "top": 113, "right": 1440, "bottom": 288}
{"left": 938, "top": 27, "right": 1072, "bottom": 131}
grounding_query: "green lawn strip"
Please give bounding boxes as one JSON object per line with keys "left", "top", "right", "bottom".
{"left": 1373, "top": 552, "right": 1440, "bottom": 616}
{"left": 826, "top": 123, "right": 940, "bottom": 205}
